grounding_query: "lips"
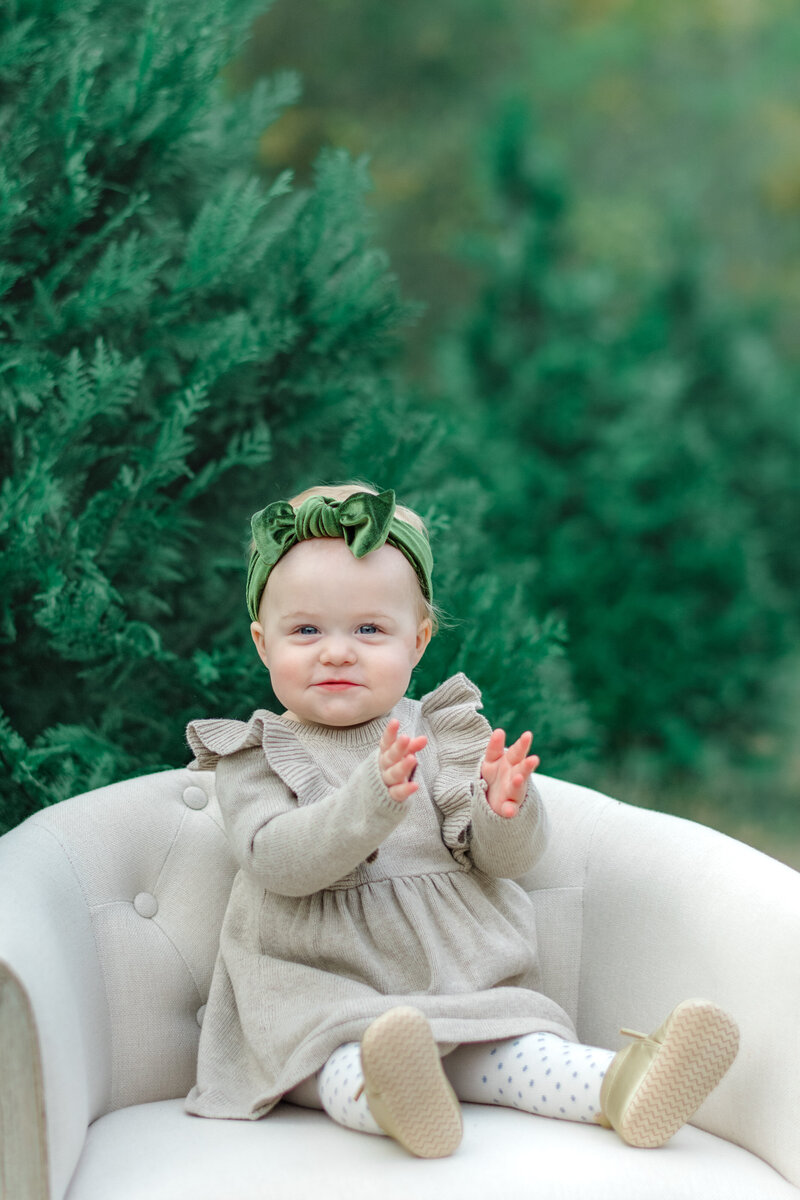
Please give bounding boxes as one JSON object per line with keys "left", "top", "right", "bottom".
{"left": 314, "top": 681, "right": 361, "bottom": 689}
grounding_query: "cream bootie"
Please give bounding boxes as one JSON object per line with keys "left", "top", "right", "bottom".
{"left": 358, "top": 1006, "right": 463, "bottom": 1158}
{"left": 598, "top": 998, "right": 739, "bottom": 1148}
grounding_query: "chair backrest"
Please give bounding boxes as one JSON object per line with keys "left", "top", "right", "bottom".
{"left": 25, "top": 767, "right": 237, "bottom": 1114}
{"left": 19, "top": 767, "right": 605, "bottom": 1116}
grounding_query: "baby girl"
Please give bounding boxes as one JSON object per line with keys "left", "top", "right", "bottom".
{"left": 185, "top": 482, "right": 738, "bottom": 1157}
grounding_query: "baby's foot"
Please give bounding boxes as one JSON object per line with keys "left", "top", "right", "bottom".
{"left": 359, "top": 1006, "right": 462, "bottom": 1158}
{"left": 599, "top": 998, "right": 740, "bottom": 1147}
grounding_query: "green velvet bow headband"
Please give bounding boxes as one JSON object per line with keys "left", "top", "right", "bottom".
{"left": 246, "top": 490, "right": 434, "bottom": 620}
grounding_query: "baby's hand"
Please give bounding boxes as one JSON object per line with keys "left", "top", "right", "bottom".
{"left": 480, "top": 728, "right": 540, "bottom": 819}
{"left": 379, "top": 719, "right": 428, "bottom": 803}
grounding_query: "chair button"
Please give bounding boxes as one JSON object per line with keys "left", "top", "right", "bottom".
{"left": 133, "top": 892, "right": 158, "bottom": 918}
{"left": 196, "top": 1005, "right": 207, "bottom": 1027}
{"left": 183, "top": 786, "right": 208, "bottom": 810}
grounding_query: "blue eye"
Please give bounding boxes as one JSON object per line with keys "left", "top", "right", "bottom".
{"left": 357, "top": 624, "right": 379, "bottom": 635}
{"left": 295, "top": 625, "right": 319, "bottom": 636}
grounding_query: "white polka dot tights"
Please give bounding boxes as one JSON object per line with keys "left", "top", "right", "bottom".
{"left": 314, "top": 1033, "right": 615, "bottom": 1135}
{"left": 316, "top": 1042, "right": 384, "bottom": 1135}
{"left": 443, "top": 1033, "right": 615, "bottom": 1125}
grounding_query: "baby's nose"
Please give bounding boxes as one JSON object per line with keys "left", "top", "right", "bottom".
{"left": 320, "top": 636, "right": 357, "bottom": 665}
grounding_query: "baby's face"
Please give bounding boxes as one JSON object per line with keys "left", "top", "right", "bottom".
{"left": 251, "top": 538, "right": 432, "bottom": 727}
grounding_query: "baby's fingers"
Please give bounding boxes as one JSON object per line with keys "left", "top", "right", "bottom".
{"left": 380, "top": 722, "right": 426, "bottom": 760}
{"left": 379, "top": 719, "right": 401, "bottom": 753}
{"left": 508, "top": 756, "right": 540, "bottom": 800}
{"left": 505, "top": 731, "right": 533, "bottom": 766}
{"left": 382, "top": 752, "right": 422, "bottom": 803}
{"left": 497, "top": 798, "right": 521, "bottom": 819}
{"left": 386, "top": 778, "right": 420, "bottom": 803}
{"left": 483, "top": 728, "right": 506, "bottom": 764}
{"left": 379, "top": 725, "right": 427, "bottom": 802}
{"left": 382, "top": 753, "right": 418, "bottom": 786}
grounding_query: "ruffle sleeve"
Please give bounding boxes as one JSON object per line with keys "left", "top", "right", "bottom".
{"left": 186, "top": 712, "right": 331, "bottom": 807}
{"left": 419, "top": 673, "right": 492, "bottom": 866}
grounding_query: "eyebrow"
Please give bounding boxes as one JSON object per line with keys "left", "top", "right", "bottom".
{"left": 280, "top": 611, "right": 398, "bottom": 622}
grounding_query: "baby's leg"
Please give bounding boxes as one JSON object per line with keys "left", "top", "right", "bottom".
{"left": 315, "top": 1042, "right": 385, "bottom": 1136}
{"left": 444, "top": 999, "right": 739, "bottom": 1148}
{"left": 443, "top": 1033, "right": 614, "bottom": 1125}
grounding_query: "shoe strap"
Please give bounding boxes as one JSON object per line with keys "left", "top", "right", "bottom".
{"left": 618, "top": 1027, "right": 659, "bottom": 1047}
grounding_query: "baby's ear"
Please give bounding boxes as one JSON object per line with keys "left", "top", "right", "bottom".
{"left": 251, "top": 621, "right": 270, "bottom": 669}
{"left": 414, "top": 618, "right": 433, "bottom": 663}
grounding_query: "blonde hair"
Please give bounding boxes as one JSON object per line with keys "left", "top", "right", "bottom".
{"left": 255, "top": 480, "right": 440, "bottom": 633}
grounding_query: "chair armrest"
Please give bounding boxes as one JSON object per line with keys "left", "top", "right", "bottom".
{"left": 0, "top": 820, "right": 112, "bottom": 1200}
{"left": 0, "top": 960, "right": 48, "bottom": 1200}
{"left": 578, "top": 800, "right": 800, "bottom": 1186}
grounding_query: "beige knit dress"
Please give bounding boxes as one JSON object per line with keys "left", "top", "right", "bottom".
{"left": 184, "top": 673, "right": 576, "bottom": 1120}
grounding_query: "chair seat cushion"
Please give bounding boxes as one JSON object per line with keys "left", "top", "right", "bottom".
{"left": 64, "top": 1099, "right": 798, "bottom": 1200}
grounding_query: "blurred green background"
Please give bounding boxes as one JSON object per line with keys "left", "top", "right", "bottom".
{"left": 241, "top": 0, "right": 800, "bottom": 373}
{"left": 1, "top": 0, "right": 798, "bottom": 864}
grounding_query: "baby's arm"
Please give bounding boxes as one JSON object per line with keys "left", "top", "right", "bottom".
{"left": 468, "top": 729, "right": 548, "bottom": 878}
{"left": 218, "top": 744, "right": 409, "bottom": 896}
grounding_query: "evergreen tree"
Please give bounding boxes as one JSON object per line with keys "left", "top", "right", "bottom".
{"left": 0, "top": 5, "right": 592, "bottom": 834}
{"left": 435, "top": 103, "right": 799, "bottom": 782}
{"left": 0, "top": 0, "right": 411, "bottom": 831}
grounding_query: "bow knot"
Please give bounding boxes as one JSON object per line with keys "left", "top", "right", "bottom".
{"left": 247, "top": 490, "right": 432, "bottom": 620}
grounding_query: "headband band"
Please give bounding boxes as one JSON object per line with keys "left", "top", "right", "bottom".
{"left": 246, "top": 490, "right": 434, "bottom": 620}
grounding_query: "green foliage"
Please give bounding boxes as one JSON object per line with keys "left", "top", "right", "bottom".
{"left": 435, "top": 103, "right": 800, "bottom": 779}
{"left": 0, "top": 0, "right": 591, "bottom": 833}
{"left": 0, "top": 0, "right": 401, "bottom": 829}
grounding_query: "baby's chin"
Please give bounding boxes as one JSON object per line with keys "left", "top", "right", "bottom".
{"left": 311, "top": 705, "right": 392, "bottom": 728}
{"left": 280, "top": 696, "right": 396, "bottom": 728}
{"left": 298, "top": 691, "right": 402, "bottom": 724}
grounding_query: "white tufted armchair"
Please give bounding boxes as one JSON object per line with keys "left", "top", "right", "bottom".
{"left": 1, "top": 766, "right": 799, "bottom": 1200}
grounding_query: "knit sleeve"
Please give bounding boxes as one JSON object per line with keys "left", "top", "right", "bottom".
{"left": 467, "top": 774, "right": 549, "bottom": 879}
{"left": 186, "top": 715, "right": 408, "bottom": 896}
{"left": 419, "top": 674, "right": 548, "bottom": 878}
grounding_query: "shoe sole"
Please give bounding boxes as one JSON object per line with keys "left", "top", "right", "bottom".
{"left": 617, "top": 999, "right": 740, "bottom": 1148}
{"left": 360, "top": 1006, "right": 462, "bottom": 1158}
